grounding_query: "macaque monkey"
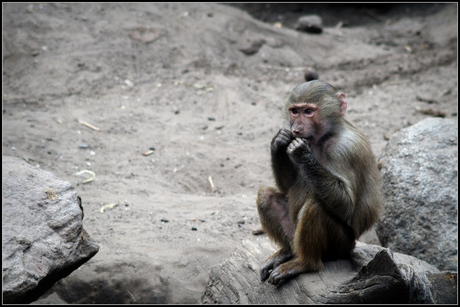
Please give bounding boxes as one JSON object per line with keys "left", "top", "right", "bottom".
{"left": 257, "top": 80, "right": 382, "bottom": 285}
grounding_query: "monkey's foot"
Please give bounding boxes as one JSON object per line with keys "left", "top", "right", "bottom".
{"left": 267, "top": 259, "right": 312, "bottom": 286}
{"left": 260, "top": 250, "right": 294, "bottom": 282}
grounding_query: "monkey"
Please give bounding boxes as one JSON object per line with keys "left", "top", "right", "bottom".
{"left": 256, "top": 80, "right": 382, "bottom": 286}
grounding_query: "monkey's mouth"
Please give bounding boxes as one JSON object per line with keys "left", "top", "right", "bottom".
{"left": 292, "top": 130, "right": 311, "bottom": 139}
{"left": 298, "top": 135, "right": 313, "bottom": 142}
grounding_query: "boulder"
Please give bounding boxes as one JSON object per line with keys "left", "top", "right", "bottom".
{"left": 375, "top": 118, "right": 458, "bottom": 271}
{"left": 2, "top": 156, "right": 99, "bottom": 304}
{"left": 294, "top": 15, "right": 323, "bottom": 34}
{"left": 201, "top": 239, "right": 456, "bottom": 304}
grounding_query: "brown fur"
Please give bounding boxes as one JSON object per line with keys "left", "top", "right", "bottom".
{"left": 257, "top": 80, "right": 382, "bottom": 285}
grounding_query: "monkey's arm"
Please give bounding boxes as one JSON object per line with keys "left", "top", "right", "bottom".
{"left": 287, "top": 139, "right": 354, "bottom": 225}
{"left": 270, "top": 128, "right": 298, "bottom": 194}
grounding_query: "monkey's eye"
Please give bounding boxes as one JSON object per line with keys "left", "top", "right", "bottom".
{"left": 290, "top": 108, "right": 299, "bottom": 115}
{"left": 304, "top": 109, "right": 314, "bottom": 115}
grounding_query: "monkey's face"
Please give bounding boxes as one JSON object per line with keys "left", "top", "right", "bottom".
{"left": 288, "top": 103, "right": 318, "bottom": 141}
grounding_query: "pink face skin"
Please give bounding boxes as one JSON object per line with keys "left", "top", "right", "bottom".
{"left": 288, "top": 94, "right": 347, "bottom": 147}
{"left": 288, "top": 103, "right": 318, "bottom": 140}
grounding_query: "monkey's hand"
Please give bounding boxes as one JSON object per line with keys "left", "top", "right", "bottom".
{"left": 287, "top": 138, "right": 311, "bottom": 164}
{"left": 271, "top": 128, "right": 295, "bottom": 154}
{"left": 270, "top": 129, "right": 298, "bottom": 193}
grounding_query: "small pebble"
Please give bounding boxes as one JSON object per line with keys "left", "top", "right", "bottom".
{"left": 252, "top": 229, "right": 265, "bottom": 235}
{"left": 161, "top": 218, "right": 169, "bottom": 223}
{"left": 191, "top": 227, "right": 197, "bottom": 231}
{"left": 142, "top": 149, "right": 154, "bottom": 156}
{"left": 239, "top": 39, "right": 266, "bottom": 55}
{"left": 79, "top": 143, "right": 89, "bottom": 149}
{"left": 124, "top": 79, "right": 134, "bottom": 88}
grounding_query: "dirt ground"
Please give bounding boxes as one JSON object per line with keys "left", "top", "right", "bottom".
{"left": 2, "top": 3, "right": 457, "bottom": 304}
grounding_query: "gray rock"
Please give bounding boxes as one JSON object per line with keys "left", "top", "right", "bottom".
{"left": 294, "top": 15, "right": 323, "bottom": 34}
{"left": 36, "top": 259, "right": 173, "bottom": 304}
{"left": 375, "top": 118, "right": 458, "bottom": 271}
{"left": 2, "top": 156, "right": 99, "bottom": 304}
{"left": 239, "top": 39, "right": 266, "bottom": 56}
{"left": 426, "top": 271, "right": 458, "bottom": 304}
{"left": 201, "top": 240, "right": 455, "bottom": 304}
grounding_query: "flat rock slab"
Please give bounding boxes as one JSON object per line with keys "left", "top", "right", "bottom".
{"left": 2, "top": 156, "right": 99, "bottom": 303}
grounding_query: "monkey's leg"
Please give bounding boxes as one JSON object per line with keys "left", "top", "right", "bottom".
{"left": 267, "top": 204, "right": 327, "bottom": 286}
{"left": 257, "top": 186, "right": 296, "bottom": 281}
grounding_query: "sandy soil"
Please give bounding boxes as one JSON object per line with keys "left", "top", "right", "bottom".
{"left": 2, "top": 3, "right": 457, "bottom": 304}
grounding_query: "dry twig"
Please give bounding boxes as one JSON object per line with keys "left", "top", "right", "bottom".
{"left": 76, "top": 169, "right": 96, "bottom": 183}
{"left": 78, "top": 119, "right": 100, "bottom": 131}
{"left": 208, "top": 176, "right": 216, "bottom": 192}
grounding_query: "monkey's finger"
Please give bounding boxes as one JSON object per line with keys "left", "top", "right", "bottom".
{"left": 267, "top": 270, "right": 284, "bottom": 286}
{"left": 276, "top": 132, "right": 290, "bottom": 140}
{"left": 279, "top": 135, "right": 293, "bottom": 144}
{"left": 287, "top": 140, "right": 300, "bottom": 151}
{"left": 267, "top": 272, "right": 275, "bottom": 284}
{"left": 260, "top": 258, "right": 276, "bottom": 281}
{"left": 294, "top": 137, "right": 305, "bottom": 144}
{"left": 300, "top": 138, "right": 311, "bottom": 148}
{"left": 275, "top": 128, "right": 286, "bottom": 138}
{"left": 280, "top": 128, "right": 294, "bottom": 140}
{"left": 260, "top": 269, "right": 271, "bottom": 282}
{"left": 274, "top": 135, "right": 293, "bottom": 149}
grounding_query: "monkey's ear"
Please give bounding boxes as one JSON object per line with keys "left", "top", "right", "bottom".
{"left": 338, "top": 93, "right": 347, "bottom": 116}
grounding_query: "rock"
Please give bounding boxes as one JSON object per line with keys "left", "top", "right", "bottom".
{"left": 375, "top": 118, "right": 458, "bottom": 271}
{"left": 33, "top": 254, "right": 206, "bottom": 304}
{"left": 426, "top": 271, "right": 458, "bottom": 304}
{"left": 2, "top": 156, "right": 99, "bottom": 304}
{"left": 239, "top": 39, "right": 266, "bottom": 56}
{"left": 294, "top": 15, "right": 323, "bottom": 34}
{"left": 201, "top": 240, "right": 456, "bottom": 304}
{"left": 35, "top": 259, "right": 178, "bottom": 304}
